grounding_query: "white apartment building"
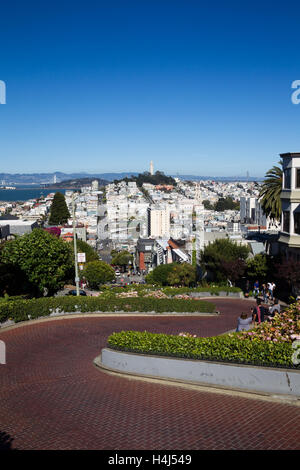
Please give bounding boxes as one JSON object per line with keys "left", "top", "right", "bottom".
{"left": 240, "top": 196, "right": 267, "bottom": 226}
{"left": 278, "top": 152, "right": 300, "bottom": 259}
{"left": 106, "top": 196, "right": 149, "bottom": 244}
{"left": 148, "top": 208, "right": 170, "bottom": 238}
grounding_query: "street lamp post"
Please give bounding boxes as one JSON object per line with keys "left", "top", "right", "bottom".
{"left": 72, "top": 193, "right": 80, "bottom": 296}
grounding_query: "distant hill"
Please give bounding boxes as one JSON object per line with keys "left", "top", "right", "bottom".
{"left": 0, "top": 172, "right": 139, "bottom": 185}
{"left": 114, "top": 171, "right": 177, "bottom": 187}
{"left": 0, "top": 171, "right": 263, "bottom": 185}
{"left": 44, "top": 177, "right": 109, "bottom": 189}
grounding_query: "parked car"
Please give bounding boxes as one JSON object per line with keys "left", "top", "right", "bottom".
{"left": 67, "top": 289, "right": 87, "bottom": 296}
{"left": 115, "top": 270, "right": 121, "bottom": 276}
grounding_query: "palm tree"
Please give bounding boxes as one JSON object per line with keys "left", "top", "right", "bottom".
{"left": 259, "top": 159, "right": 283, "bottom": 221}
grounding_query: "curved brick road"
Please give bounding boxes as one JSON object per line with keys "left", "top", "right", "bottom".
{"left": 0, "top": 298, "right": 299, "bottom": 450}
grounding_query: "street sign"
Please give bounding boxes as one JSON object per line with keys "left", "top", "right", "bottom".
{"left": 77, "top": 252, "right": 86, "bottom": 263}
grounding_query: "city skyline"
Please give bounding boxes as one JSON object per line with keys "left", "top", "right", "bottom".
{"left": 1, "top": 2, "right": 300, "bottom": 176}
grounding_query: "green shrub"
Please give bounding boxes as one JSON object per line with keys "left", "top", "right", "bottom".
{"left": 80, "top": 261, "right": 116, "bottom": 288}
{"left": 107, "top": 330, "right": 296, "bottom": 369}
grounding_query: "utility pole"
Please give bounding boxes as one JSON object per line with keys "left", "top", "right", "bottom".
{"left": 72, "top": 193, "right": 80, "bottom": 296}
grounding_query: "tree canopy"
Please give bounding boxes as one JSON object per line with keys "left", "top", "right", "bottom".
{"left": 146, "top": 262, "right": 196, "bottom": 286}
{"left": 114, "top": 171, "right": 176, "bottom": 188}
{"left": 246, "top": 254, "right": 269, "bottom": 280}
{"left": 167, "top": 263, "right": 197, "bottom": 287}
{"left": 80, "top": 260, "right": 115, "bottom": 289}
{"left": 145, "top": 263, "right": 178, "bottom": 286}
{"left": 259, "top": 159, "right": 282, "bottom": 221}
{"left": 48, "top": 192, "right": 70, "bottom": 225}
{"left": 203, "top": 197, "right": 239, "bottom": 211}
{"left": 214, "top": 197, "right": 240, "bottom": 212}
{"left": 201, "top": 238, "right": 250, "bottom": 283}
{"left": 0, "top": 229, "right": 74, "bottom": 296}
{"left": 111, "top": 250, "right": 133, "bottom": 268}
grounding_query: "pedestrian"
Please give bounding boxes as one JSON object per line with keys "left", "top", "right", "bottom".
{"left": 236, "top": 312, "right": 253, "bottom": 332}
{"left": 267, "top": 281, "right": 276, "bottom": 301}
{"left": 253, "top": 299, "right": 265, "bottom": 324}
{"left": 269, "top": 298, "right": 281, "bottom": 315}
{"left": 244, "top": 279, "right": 250, "bottom": 297}
{"left": 261, "top": 283, "right": 268, "bottom": 304}
{"left": 253, "top": 280, "right": 259, "bottom": 297}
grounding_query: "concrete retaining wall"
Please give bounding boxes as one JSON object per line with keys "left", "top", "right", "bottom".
{"left": 100, "top": 348, "right": 300, "bottom": 397}
{"left": 190, "top": 291, "right": 243, "bottom": 298}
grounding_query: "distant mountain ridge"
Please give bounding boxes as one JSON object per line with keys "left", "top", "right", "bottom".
{"left": 44, "top": 177, "right": 109, "bottom": 189}
{"left": 0, "top": 171, "right": 263, "bottom": 184}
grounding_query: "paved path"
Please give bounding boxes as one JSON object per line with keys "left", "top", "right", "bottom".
{"left": 0, "top": 298, "right": 299, "bottom": 450}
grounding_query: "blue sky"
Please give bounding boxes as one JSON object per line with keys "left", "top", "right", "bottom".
{"left": 1, "top": 1, "right": 300, "bottom": 177}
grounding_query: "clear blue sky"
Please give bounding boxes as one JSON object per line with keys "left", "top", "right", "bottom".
{"left": 1, "top": 1, "right": 300, "bottom": 177}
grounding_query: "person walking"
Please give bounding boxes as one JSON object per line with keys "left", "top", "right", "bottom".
{"left": 268, "top": 281, "right": 276, "bottom": 301}
{"left": 261, "top": 283, "right": 269, "bottom": 304}
{"left": 253, "top": 299, "right": 265, "bottom": 324}
{"left": 253, "top": 280, "right": 260, "bottom": 297}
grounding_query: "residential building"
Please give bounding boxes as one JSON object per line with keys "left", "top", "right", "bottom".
{"left": 148, "top": 207, "right": 170, "bottom": 238}
{"left": 278, "top": 152, "right": 300, "bottom": 260}
{"left": 0, "top": 219, "right": 39, "bottom": 236}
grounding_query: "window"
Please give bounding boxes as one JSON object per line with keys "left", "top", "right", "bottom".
{"left": 294, "top": 212, "right": 300, "bottom": 235}
{"left": 283, "top": 211, "right": 290, "bottom": 233}
{"left": 284, "top": 169, "right": 291, "bottom": 189}
{"left": 296, "top": 169, "right": 300, "bottom": 188}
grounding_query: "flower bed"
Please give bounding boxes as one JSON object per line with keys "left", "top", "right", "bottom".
{"left": 99, "top": 285, "right": 242, "bottom": 300}
{"left": 107, "top": 302, "right": 300, "bottom": 369}
{"left": 107, "top": 330, "right": 296, "bottom": 369}
{"left": 116, "top": 291, "right": 139, "bottom": 298}
{"left": 238, "top": 302, "right": 300, "bottom": 343}
{"left": 144, "top": 290, "right": 168, "bottom": 299}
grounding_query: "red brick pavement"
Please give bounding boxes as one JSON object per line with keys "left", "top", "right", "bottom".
{"left": 0, "top": 298, "right": 299, "bottom": 450}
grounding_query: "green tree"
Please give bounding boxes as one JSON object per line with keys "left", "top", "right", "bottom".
{"left": 167, "top": 263, "right": 197, "bottom": 287}
{"left": 201, "top": 238, "right": 249, "bottom": 283}
{"left": 246, "top": 254, "right": 269, "bottom": 280}
{"left": 145, "top": 263, "right": 177, "bottom": 286}
{"left": 48, "top": 192, "right": 70, "bottom": 225}
{"left": 203, "top": 200, "right": 214, "bottom": 210}
{"left": 111, "top": 250, "right": 133, "bottom": 271}
{"left": 214, "top": 197, "right": 240, "bottom": 211}
{"left": 259, "top": 159, "right": 283, "bottom": 221}
{"left": 81, "top": 260, "right": 115, "bottom": 289}
{"left": 0, "top": 229, "right": 73, "bottom": 296}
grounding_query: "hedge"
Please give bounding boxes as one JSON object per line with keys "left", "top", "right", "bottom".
{"left": 107, "top": 330, "right": 297, "bottom": 369}
{"left": 0, "top": 297, "right": 216, "bottom": 324}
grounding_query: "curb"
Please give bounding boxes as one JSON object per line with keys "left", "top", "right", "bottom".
{"left": 0, "top": 310, "right": 220, "bottom": 332}
{"left": 97, "top": 348, "right": 300, "bottom": 401}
